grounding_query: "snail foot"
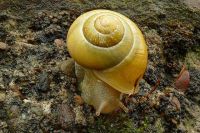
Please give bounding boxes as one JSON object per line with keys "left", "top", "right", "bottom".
{"left": 96, "top": 101, "right": 108, "bottom": 116}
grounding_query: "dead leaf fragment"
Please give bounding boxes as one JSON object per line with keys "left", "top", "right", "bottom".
{"left": 175, "top": 65, "right": 190, "bottom": 93}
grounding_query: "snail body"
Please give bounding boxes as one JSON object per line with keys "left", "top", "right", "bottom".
{"left": 67, "top": 10, "right": 148, "bottom": 115}
{"left": 76, "top": 64, "right": 128, "bottom": 115}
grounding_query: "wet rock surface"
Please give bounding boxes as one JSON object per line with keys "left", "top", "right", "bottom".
{"left": 0, "top": 0, "right": 200, "bottom": 132}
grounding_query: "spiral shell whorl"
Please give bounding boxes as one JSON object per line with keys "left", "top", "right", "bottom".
{"left": 67, "top": 10, "right": 134, "bottom": 70}
{"left": 83, "top": 14, "right": 124, "bottom": 47}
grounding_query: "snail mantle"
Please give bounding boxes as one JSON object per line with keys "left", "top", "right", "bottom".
{"left": 66, "top": 9, "right": 148, "bottom": 116}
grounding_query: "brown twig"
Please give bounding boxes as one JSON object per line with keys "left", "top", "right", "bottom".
{"left": 139, "top": 79, "right": 161, "bottom": 103}
{"left": 145, "top": 79, "right": 161, "bottom": 99}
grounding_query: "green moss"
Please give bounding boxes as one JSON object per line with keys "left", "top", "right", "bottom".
{"left": 118, "top": 116, "right": 136, "bottom": 133}
{"left": 185, "top": 48, "right": 200, "bottom": 69}
{"left": 155, "top": 118, "right": 164, "bottom": 133}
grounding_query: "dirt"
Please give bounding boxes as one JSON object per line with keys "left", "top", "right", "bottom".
{"left": 184, "top": 0, "right": 200, "bottom": 11}
{"left": 0, "top": 0, "right": 200, "bottom": 132}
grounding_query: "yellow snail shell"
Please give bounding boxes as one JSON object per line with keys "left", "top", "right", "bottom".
{"left": 67, "top": 9, "right": 148, "bottom": 95}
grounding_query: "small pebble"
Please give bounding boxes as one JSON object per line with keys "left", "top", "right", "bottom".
{"left": 0, "top": 92, "right": 6, "bottom": 102}
{"left": 31, "top": 105, "right": 43, "bottom": 116}
{"left": 0, "top": 121, "right": 7, "bottom": 128}
{"left": 60, "top": 59, "right": 75, "bottom": 76}
{"left": 0, "top": 42, "right": 9, "bottom": 50}
{"left": 58, "top": 103, "right": 75, "bottom": 129}
{"left": 8, "top": 105, "right": 20, "bottom": 118}
{"left": 74, "top": 106, "right": 86, "bottom": 125}
{"left": 35, "top": 72, "right": 50, "bottom": 92}
{"left": 54, "top": 39, "right": 65, "bottom": 47}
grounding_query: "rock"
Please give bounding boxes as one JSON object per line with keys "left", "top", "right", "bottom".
{"left": 34, "top": 24, "right": 64, "bottom": 43}
{"left": 52, "top": 18, "right": 58, "bottom": 23}
{"left": 0, "top": 92, "right": 6, "bottom": 102}
{"left": 58, "top": 103, "right": 75, "bottom": 129}
{"left": 54, "top": 38, "right": 65, "bottom": 47}
{"left": 7, "top": 105, "right": 20, "bottom": 119}
{"left": 60, "top": 58, "right": 75, "bottom": 76}
{"left": 59, "top": 11, "right": 69, "bottom": 16}
{"left": 58, "top": 87, "right": 68, "bottom": 99}
{"left": 23, "top": 99, "right": 52, "bottom": 116}
{"left": 9, "top": 81, "right": 25, "bottom": 99}
{"left": 13, "top": 70, "right": 25, "bottom": 77}
{"left": 31, "top": 105, "right": 43, "bottom": 116}
{"left": 144, "top": 65, "right": 159, "bottom": 85}
{"left": 178, "top": 122, "right": 187, "bottom": 132}
{"left": 62, "top": 22, "right": 68, "bottom": 26}
{"left": 74, "top": 106, "right": 86, "bottom": 125}
{"left": 0, "top": 27, "right": 7, "bottom": 39}
{"left": 0, "top": 103, "right": 7, "bottom": 120}
{"left": 0, "top": 121, "right": 7, "bottom": 128}
{"left": 145, "top": 29, "right": 162, "bottom": 46}
{"left": 35, "top": 72, "right": 50, "bottom": 92}
{"left": 138, "top": 79, "right": 151, "bottom": 95}
{"left": 0, "top": 42, "right": 9, "bottom": 50}
{"left": 41, "top": 101, "right": 52, "bottom": 115}
{"left": 0, "top": 75, "right": 5, "bottom": 89}
{"left": 183, "top": 0, "right": 200, "bottom": 10}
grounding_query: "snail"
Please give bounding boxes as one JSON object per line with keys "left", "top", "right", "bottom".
{"left": 66, "top": 9, "right": 148, "bottom": 115}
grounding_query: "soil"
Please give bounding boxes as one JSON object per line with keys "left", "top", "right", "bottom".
{"left": 0, "top": 0, "right": 200, "bottom": 133}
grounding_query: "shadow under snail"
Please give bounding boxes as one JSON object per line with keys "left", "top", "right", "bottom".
{"left": 66, "top": 9, "right": 148, "bottom": 116}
